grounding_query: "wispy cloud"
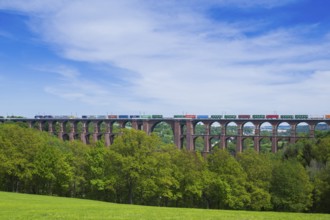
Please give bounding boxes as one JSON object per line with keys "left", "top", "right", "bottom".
{"left": 1, "top": 0, "right": 330, "bottom": 115}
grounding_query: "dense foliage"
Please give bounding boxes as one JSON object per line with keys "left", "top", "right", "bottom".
{"left": 0, "top": 123, "right": 329, "bottom": 213}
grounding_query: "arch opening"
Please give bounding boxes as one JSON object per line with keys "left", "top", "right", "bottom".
{"left": 277, "top": 138, "right": 290, "bottom": 152}
{"left": 315, "top": 122, "right": 330, "bottom": 136}
{"left": 226, "top": 137, "right": 236, "bottom": 155}
{"left": 210, "top": 137, "right": 221, "bottom": 151}
{"left": 194, "top": 122, "right": 206, "bottom": 135}
{"left": 210, "top": 122, "right": 221, "bottom": 135}
{"left": 242, "top": 137, "right": 254, "bottom": 151}
{"left": 296, "top": 122, "right": 310, "bottom": 137}
{"left": 226, "top": 122, "right": 237, "bottom": 136}
{"left": 277, "top": 122, "right": 291, "bottom": 136}
{"left": 194, "top": 136, "right": 204, "bottom": 152}
{"left": 260, "top": 122, "right": 272, "bottom": 136}
{"left": 259, "top": 137, "right": 272, "bottom": 153}
{"left": 243, "top": 122, "right": 255, "bottom": 136}
{"left": 152, "top": 121, "right": 174, "bottom": 144}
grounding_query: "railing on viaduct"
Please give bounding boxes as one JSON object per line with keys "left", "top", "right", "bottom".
{"left": 1, "top": 118, "right": 329, "bottom": 153}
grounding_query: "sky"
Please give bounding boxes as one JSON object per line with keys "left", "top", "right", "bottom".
{"left": 1, "top": 0, "right": 330, "bottom": 118}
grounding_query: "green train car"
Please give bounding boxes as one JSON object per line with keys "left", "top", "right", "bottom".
{"left": 173, "top": 115, "right": 185, "bottom": 118}
{"left": 224, "top": 115, "right": 237, "bottom": 119}
{"left": 152, "top": 115, "right": 163, "bottom": 119}
{"left": 210, "top": 115, "right": 222, "bottom": 119}
{"left": 280, "top": 115, "right": 294, "bottom": 119}
{"left": 294, "top": 115, "right": 308, "bottom": 119}
{"left": 140, "top": 115, "right": 151, "bottom": 119}
{"left": 252, "top": 115, "right": 265, "bottom": 119}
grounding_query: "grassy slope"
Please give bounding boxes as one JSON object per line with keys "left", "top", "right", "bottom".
{"left": 0, "top": 191, "right": 329, "bottom": 220}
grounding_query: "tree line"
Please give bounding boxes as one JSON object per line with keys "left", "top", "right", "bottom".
{"left": 0, "top": 123, "right": 329, "bottom": 213}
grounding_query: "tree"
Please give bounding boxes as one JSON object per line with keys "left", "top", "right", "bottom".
{"left": 237, "top": 150, "right": 273, "bottom": 210}
{"left": 207, "top": 149, "right": 250, "bottom": 209}
{"left": 270, "top": 159, "right": 313, "bottom": 212}
{"left": 108, "top": 129, "right": 163, "bottom": 204}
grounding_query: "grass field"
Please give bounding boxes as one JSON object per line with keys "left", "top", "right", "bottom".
{"left": 0, "top": 191, "right": 329, "bottom": 220}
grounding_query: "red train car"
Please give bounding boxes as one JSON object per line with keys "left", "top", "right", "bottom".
{"left": 266, "top": 114, "right": 279, "bottom": 119}
{"left": 185, "top": 115, "right": 196, "bottom": 119}
{"left": 238, "top": 115, "right": 251, "bottom": 119}
{"left": 108, "top": 115, "right": 117, "bottom": 119}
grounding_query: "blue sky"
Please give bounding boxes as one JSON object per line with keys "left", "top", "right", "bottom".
{"left": 1, "top": 0, "right": 330, "bottom": 117}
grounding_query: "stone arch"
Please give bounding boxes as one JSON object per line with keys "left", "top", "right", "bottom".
{"left": 242, "top": 137, "right": 254, "bottom": 151}
{"left": 62, "top": 133, "right": 70, "bottom": 141}
{"left": 315, "top": 122, "right": 330, "bottom": 136}
{"left": 259, "top": 137, "right": 272, "bottom": 153}
{"left": 277, "top": 122, "right": 291, "bottom": 136}
{"left": 194, "top": 121, "right": 206, "bottom": 135}
{"left": 260, "top": 122, "right": 272, "bottom": 136}
{"left": 296, "top": 122, "right": 310, "bottom": 137}
{"left": 124, "top": 121, "right": 132, "bottom": 129}
{"left": 226, "top": 122, "right": 238, "bottom": 135}
{"left": 210, "top": 136, "right": 221, "bottom": 151}
{"left": 243, "top": 122, "right": 255, "bottom": 136}
{"left": 97, "top": 121, "right": 107, "bottom": 133}
{"left": 226, "top": 136, "right": 236, "bottom": 155}
{"left": 112, "top": 121, "right": 121, "bottom": 134}
{"left": 85, "top": 121, "right": 95, "bottom": 133}
{"left": 194, "top": 136, "right": 204, "bottom": 152}
{"left": 277, "top": 137, "right": 290, "bottom": 151}
{"left": 210, "top": 121, "right": 221, "bottom": 135}
{"left": 151, "top": 121, "right": 174, "bottom": 144}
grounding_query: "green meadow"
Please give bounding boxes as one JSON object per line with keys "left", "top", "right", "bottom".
{"left": 0, "top": 191, "right": 329, "bottom": 220}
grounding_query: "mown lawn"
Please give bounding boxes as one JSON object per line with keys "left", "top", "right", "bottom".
{"left": 0, "top": 191, "right": 329, "bottom": 220}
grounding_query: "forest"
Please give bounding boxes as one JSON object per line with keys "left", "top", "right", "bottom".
{"left": 0, "top": 122, "right": 329, "bottom": 213}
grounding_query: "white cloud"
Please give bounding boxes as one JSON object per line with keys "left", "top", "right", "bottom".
{"left": 1, "top": 0, "right": 330, "bottom": 115}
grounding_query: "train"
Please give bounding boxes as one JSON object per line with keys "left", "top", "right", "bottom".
{"left": 28, "top": 114, "right": 330, "bottom": 120}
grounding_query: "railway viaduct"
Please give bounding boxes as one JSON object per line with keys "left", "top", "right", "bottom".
{"left": 1, "top": 118, "right": 329, "bottom": 153}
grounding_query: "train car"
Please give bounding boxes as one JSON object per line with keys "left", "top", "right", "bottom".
{"left": 108, "top": 115, "right": 117, "bottom": 119}
{"left": 118, "top": 115, "right": 129, "bottom": 119}
{"left": 174, "top": 115, "right": 185, "bottom": 118}
{"left": 309, "top": 116, "right": 324, "bottom": 120}
{"left": 96, "top": 115, "right": 107, "bottom": 119}
{"left": 238, "top": 115, "right": 250, "bottom": 119}
{"left": 35, "top": 115, "right": 43, "bottom": 119}
{"left": 130, "top": 115, "right": 140, "bottom": 119}
{"left": 152, "top": 115, "right": 163, "bottom": 119}
{"left": 141, "top": 115, "right": 152, "bottom": 119}
{"left": 252, "top": 115, "right": 266, "bottom": 119}
{"left": 197, "top": 115, "right": 208, "bottom": 119}
{"left": 280, "top": 115, "right": 294, "bottom": 119}
{"left": 266, "top": 115, "right": 279, "bottom": 119}
{"left": 295, "top": 115, "right": 308, "bottom": 119}
{"left": 210, "top": 115, "right": 222, "bottom": 119}
{"left": 0, "top": 116, "right": 4, "bottom": 119}
{"left": 224, "top": 115, "right": 237, "bottom": 119}
{"left": 325, "top": 115, "right": 330, "bottom": 119}
{"left": 185, "top": 115, "right": 196, "bottom": 119}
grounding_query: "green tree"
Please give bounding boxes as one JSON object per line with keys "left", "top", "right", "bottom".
{"left": 172, "top": 150, "right": 204, "bottom": 207}
{"left": 270, "top": 159, "right": 313, "bottom": 212}
{"left": 108, "top": 129, "right": 163, "bottom": 204}
{"left": 207, "top": 149, "right": 250, "bottom": 209}
{"left": 237, "top": 150, "right": 273, "bottom": 210}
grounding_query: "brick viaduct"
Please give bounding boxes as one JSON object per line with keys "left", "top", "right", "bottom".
{"left": 1, "top": 118, "right": 329, "bottom": 153}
